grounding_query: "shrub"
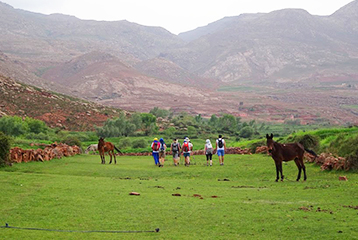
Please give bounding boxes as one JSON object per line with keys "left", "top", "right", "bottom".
{"left": 287, "top": 134, "right": 320, "bottom": 152}
{"left": 239, "top": 126, "right": 254, "bottom": 138}
{"left": 69, "top": 131, "right": 98, "bottom": 142}
{"left": 25, "top": 117, "right": 49, "bottom": 134}
{"left": 329, "top": 134, "right": 358, "bottom": 169}
{"left": 61, "top": 136, "right": 82, "bottom": 148}
{"left": 0, "top": 132, "right": 12, "bottom": 166}
{"left": 164, "top": 127, "right": 176, "bottom": 139}
{"left": 25, "top": 132, "right": 50, "bottom": 140}
{"left": 119, "top": 138, "right": 132, "bottom": 148}
{"left": 0, "top": 116, "right": 27, "bottom": 136}
{"left": 131, "top": 139, "right": 147, "bottom": 148}
{"left": 248, "top": 140, "right": 266, "bottom": 154}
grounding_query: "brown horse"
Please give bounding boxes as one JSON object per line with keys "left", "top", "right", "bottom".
{"left": 266, "top": 133, "right": 316, "bottom": 182}
{"left": 98, "top": 137, "right": 122, "bottom": 164}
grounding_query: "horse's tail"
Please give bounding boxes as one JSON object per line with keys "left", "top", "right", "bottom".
{"left": 304, "top": 148, "right": 317, "bottom": 157}
{"left": 114, "top": 145, "right": 122, "bottom": 154}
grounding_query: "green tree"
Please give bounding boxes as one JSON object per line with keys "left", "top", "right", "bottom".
{"left": 0, "top": 116, "right": 28, "bottom": 137}
{"left": 239, "top": 126, "right": 254, "bottom": 138}
{"left": 149, "top": 107, "right": 170, "bottom": 118}
{"left": 130, "top": 113, "right": 143, "bottom": 130}
{"left": 164, "top": 126, "right": 176, "bottom": 139}
{"left": 124, "top": 123, "right": 136, "bottom": 137}
{"left": 187, "top": 126, "right": 197, "bottom": 136}
{"left": 24, "top": 117, "right": 49, "bottom": 134}
{"left": 96, "top": 112, "right": 138, "bottom": 137}
{"left": 218, "top": 114, "right": 237, "bottom": 134}
{"left": 209, "top": 114, "right": 218, "bottom": 127}
{"left": 140, "top": 113, "right": 157, "bottom": 135}
{"left": 195, "top": 114, "right": 203, "bottom": 124}
{"left": 0, "top": 132, "right": 12, "bottom": 166}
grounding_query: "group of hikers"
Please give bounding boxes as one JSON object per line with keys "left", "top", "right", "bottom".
{"left": 151, "top": 135, "right": 226, "bottom": 167}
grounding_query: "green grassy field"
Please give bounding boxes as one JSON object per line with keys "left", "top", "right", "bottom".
{"left": 1, "top": 154, "right": 357, "bottom": 239}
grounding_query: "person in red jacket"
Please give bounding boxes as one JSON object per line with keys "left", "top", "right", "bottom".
{"left": 151, "top": 138, "right": 160, "bottom": 166}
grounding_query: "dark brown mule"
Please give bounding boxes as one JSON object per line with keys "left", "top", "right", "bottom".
{"left": 266, "top": 134, "right": 316, "bottom": 182}
{"left": 98, "top": 137, "right": 121, "bottom": 164}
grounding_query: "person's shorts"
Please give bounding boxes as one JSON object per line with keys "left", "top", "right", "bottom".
{"left": 217, "top": 149, "right": 225, "bottom": 156}
{"left": 172, "top": 151, "right": 179, "bottom": 158}
{"left": 183, "top": 152, "right": 190, "bottom": 158}
{"left": 159, "top": 151, "right": 166, "bottom": 158}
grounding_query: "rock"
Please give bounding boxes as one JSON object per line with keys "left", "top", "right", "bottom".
{"left": 339, "top": 176, "right": 348, "bottom": 181}
{"left": 129, "top": 192, "right": 140, "bottom": 196}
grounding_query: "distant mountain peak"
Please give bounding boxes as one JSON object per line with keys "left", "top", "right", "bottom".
{"left": 332, "top": 0, "right": 358, "bottom": 18}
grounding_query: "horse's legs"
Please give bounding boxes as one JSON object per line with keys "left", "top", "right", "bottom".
{"left": 275, "top": 161, "right": 280, "bottom": 182}
{"left": 113, "top": 151, "right": 117, "bottom": 164}
{"left": 279, "top": 163, "right": 284, "bottom": 181}
{"left": 294, "top": 158, "right": 302, "bottom": 181}
{"left": 100, "top": 153, "right": 104, "bottom": 164}
{"left": 109, "top": 151, "right": 113, "bottom": 164}
{"left": 302, "top": 164, "right": 307, "bottom": 181}
{"left": 299, "top": 157, "right": 307, "bottom": 181}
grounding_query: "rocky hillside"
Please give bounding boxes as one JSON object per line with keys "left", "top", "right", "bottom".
{"left": 38, "top": 51, "right": 221, "bottom": 114}
{"left": 1, "top": 0, "right": 357, "bottom": 87}
{"left": 0, "top": 74, "right": 121, "bottom": 130}
{"left": 0, "top": 1, "right": 358, "bottom": 125}
{"left": 172, "top": 5, "right": 358, "bottom": 84}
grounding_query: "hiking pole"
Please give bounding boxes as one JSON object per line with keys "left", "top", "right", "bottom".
{"left": 1, "top": 223, "right": 160, "bottom": 233}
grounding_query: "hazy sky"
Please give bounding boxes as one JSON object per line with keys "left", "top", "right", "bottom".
{"left": 1, "top": 0, "right": 353, "bottom": 34}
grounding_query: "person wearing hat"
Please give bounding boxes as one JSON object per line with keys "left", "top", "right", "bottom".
{"left": 151, "top": 138, "right": 161, "bottom": 166}
{"left": 158, "top": 138, "right": 167, "bottom": 167}
{"left": 204, "top": 139, "right": 213, "bottom": 166}
{"left": 181, "top": 137, "right": 192, "bottom": 166}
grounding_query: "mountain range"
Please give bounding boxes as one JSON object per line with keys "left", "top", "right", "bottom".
{"left": 0, "top": 0, "right": 358, "bottom": 126}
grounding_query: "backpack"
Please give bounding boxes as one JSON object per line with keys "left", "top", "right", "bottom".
{"left": 206, "top": 143, "right": 213, "bottom": 154}
{"left": 218, "top": 139, "right": 223, "bottom": 148}
{"left": 152, "top": 142, "right": 160, "bottom": 151}
{"left": 159, "top": 143, "right": 165, "bottom": 152}
{"left": 183, "top": 142, "right": 190, "bottom": 152}
{"left": 172, "top": 142, "right": 179, "bottom": 152}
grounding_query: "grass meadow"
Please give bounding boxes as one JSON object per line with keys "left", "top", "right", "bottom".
{"left": 1, "top": 154, "right": 357, "bottom": 239}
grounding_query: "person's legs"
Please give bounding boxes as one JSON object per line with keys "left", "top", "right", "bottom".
{"left": 218, "top": 150, "right": 224, "bottom": 165}
{"left": 159, "top": 152, "right": 164, "bottom": 167}
{"left": 173, "top": 152, "right": 179, "bottom": 166}
{"left": 184, "top": 153, "right": 190, "bottom": 166}
{"left": 209, "top": 153, "right": 213, "bottom": 166}
{"left": 153, "top": 152, "right": 159, "bottom": 165}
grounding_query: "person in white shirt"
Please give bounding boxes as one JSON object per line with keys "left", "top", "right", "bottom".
{"left": 204, "top": 139, "right": 213, "bottom": 166}
{"left": 215, "top": 135, "right": 226, "bottom": 166}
